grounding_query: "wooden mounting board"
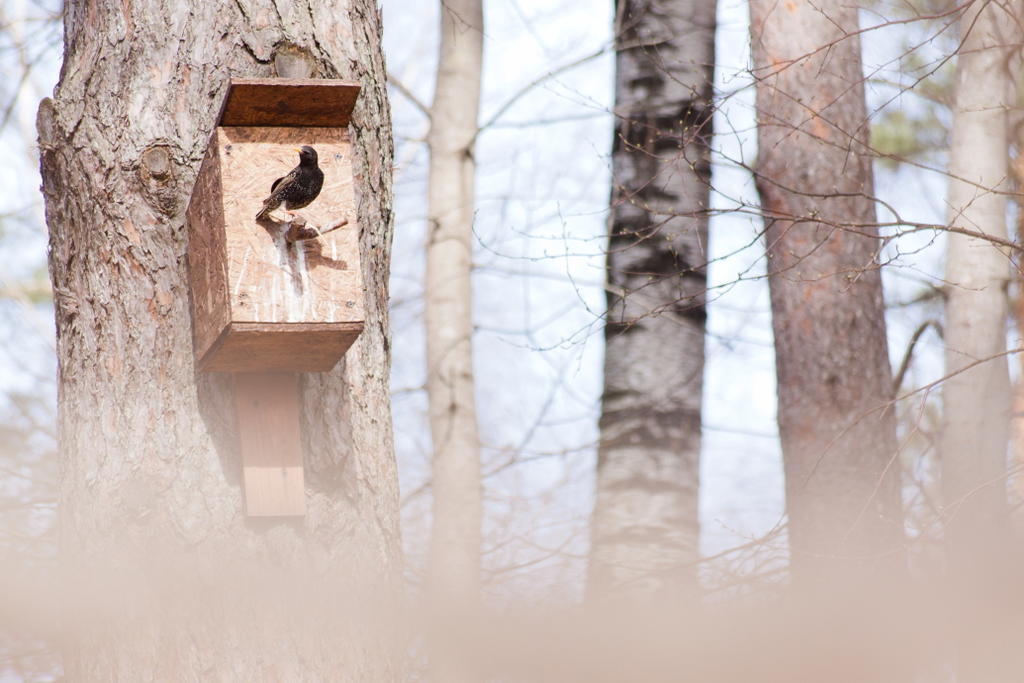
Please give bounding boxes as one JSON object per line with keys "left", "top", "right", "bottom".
{"left": 219, "top": 79, "right": 361, "bottom": 127}
{"left": 235, "top": 372, "right": 305, "bottom": 516}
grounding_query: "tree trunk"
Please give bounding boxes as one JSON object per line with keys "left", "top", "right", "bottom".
{"left": 588, "top": 0, "right": 715, "bottom": 599}
{"left": 425, "top": 0, "right": 484, "bottom": 600}
{"left": 749, "top": 0, "right": 905, "bottom": 581}
{"left": 38, "top": 2, "right": 400, "bottom": 680}
{"left": 942, "top": 4, "right": 1015, "bottom": 680}
{"left": 941, "top": 0, "right": 1013, "bottom": 574}
{"left": 1011, "top": 148, "right": 1024, "bottom": 502}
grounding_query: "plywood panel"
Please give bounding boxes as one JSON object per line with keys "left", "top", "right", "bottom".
{"left": 235, "top": 372, "right": 305, "bottom": 516}
{"left": 186, "top": 140, "right": 231, "bottom": 366}
{"left": 218, "top": 126, "right": 364, "bottom": 328}
{"left": 200, "top": 322, "right": 363, "bottom": 372}
{"left": 186, "top": 122, "right": 365, "bottom": 373}
{"left": 219, "top": 79, "right": 360, "bottom": 128}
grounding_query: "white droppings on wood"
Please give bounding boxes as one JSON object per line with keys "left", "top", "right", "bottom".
{"left": 233, "top": 247, "right": 251, "bottom": 301}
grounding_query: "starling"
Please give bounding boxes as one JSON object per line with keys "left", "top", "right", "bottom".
{"left": 255, "top": 145, "right": 324, "bottom": 221}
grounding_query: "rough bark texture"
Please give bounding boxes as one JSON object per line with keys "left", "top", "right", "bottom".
{"left": 588, "top": 0, "right": 715, "bottom": 599}
{"left": 749, "top": 0, "right": 905, "bottom": 580}
{"left": 38, "top": 2, "right": 400, "bottom": 680}
{"left": 425, "top": 0, "right": 484, "bottom": 599}
{"left": 942, "top": 0, "right": 1013, "bottom": 610}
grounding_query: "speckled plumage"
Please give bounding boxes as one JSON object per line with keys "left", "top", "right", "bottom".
{"left": 255, "top": 145, "right": 324, "bottom": 221}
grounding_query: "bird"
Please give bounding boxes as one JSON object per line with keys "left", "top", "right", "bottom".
{"left": 255, "top": 145, "right": 324, "bottom": 221}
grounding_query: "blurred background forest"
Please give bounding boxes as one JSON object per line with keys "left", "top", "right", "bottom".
{"left": 1, "top": 0, "right": 1019, "bottom": 679}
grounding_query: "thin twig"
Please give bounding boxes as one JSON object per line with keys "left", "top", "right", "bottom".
{"left": 474, "top": 45, "right": 610, "bottom": 140}
{"left": 387, "top": 72, "right": 431, "bottom": 120}
{"left": 892, "top": 319, "right": 942, "bottom": 392}
{"left": 285, "top": 217, "right": 349, "bottom": 243}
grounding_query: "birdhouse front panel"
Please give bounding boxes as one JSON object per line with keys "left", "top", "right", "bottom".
{"left": 187, "top": 125, "right": 365, "bottom": 373}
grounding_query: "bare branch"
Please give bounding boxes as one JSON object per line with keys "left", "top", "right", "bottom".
{"left": 387, "top": 71, "right": 431, "bottom": 119}
{"left": 475, "top": 45, "right": 610, "bottom": 139}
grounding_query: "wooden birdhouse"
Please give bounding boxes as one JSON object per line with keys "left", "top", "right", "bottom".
{"left": 187, "top": 78, "right": 364, "bottom": 373}
{"left": 185, "top": 78, "right": 365, "bottom": 517}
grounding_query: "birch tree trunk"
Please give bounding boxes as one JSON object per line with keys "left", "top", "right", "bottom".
{"left": 1012, "top": 160, "right": 1024, "bottom": 502}
{"left": 941, "top": 0, "right": 1014, "bottom": 579}
{"left": 942, "top": 12, "right": 1016, "bottom": 681}
{"left": 749, "top": 0, "right": 905, "bottom": 581}
{"left": 38, "top": 2, "right": 400, "bottom": 679}
{"left": 588, "top": 0, "right": 715, "bottom": 599}
{"left": 425, "top": 0, "right": 484, "bottom": 600}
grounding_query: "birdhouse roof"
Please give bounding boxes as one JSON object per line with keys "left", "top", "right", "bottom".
{"left": 218, "top": 78, "right": 362, "bottom": 128}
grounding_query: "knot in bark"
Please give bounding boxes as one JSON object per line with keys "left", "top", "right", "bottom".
{"left": 142, "top": 146, "right": 171, "bottom": 180}
{"left": 274, "top": 43, "right": 318, "bottom": 79}
{"left": 138, "top": 143, "right": 181, "bottom": 216}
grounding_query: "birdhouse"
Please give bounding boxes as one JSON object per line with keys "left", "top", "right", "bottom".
{"left": 186, "top": 78, "right": 364, "bottom": 373}
{"left": 185, "top": 78, "right": 365, "bottom": 517}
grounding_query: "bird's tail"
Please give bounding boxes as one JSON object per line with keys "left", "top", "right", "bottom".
{"left": 255, "top": 203, "right": 272, "bottom": 221}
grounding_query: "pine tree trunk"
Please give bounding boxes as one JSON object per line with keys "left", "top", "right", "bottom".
{"left": 749, "top": 0, "right": 905, "bottom": 581}
{"left": 588, "top": 0, "right": 715, "bottom": 599}
{"left": 425, "top": 0, "right": 484, "bottom": 600}
{"left": 37, "top": 2, "right": 401, "bottom": 679}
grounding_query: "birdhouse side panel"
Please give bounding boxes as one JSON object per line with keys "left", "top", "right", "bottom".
{"left": 216, "top": 126, "right": 364, "bottom": 328}
{"left": 186, "top": 138, "right": 231, "bottom": 367}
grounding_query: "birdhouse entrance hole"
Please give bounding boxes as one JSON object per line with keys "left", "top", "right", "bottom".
{"left": 186, "top": 79, "right": 364, "bottom": 517}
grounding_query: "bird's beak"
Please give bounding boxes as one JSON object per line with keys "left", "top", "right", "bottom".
{"left": 295, "top": 148, "right": 302, "bottom": 154}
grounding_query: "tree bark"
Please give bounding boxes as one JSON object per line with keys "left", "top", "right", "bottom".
{"left": 749, "top": 0, "right": 905, "bottom": 581}
{"left": 1012, "top": 139, "right": 1024, "bottom": 505}
{"left": 38, "top": 2, "right": 400, "bottom": 680}
{"left": 941, "top": 0, "right": 1013, "bottom": 574}
{"left": 588, "top": 0, "right": 715, "bottom": 599}
{"left": 425, "top": 0, "right": 484, "bottom": 600}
